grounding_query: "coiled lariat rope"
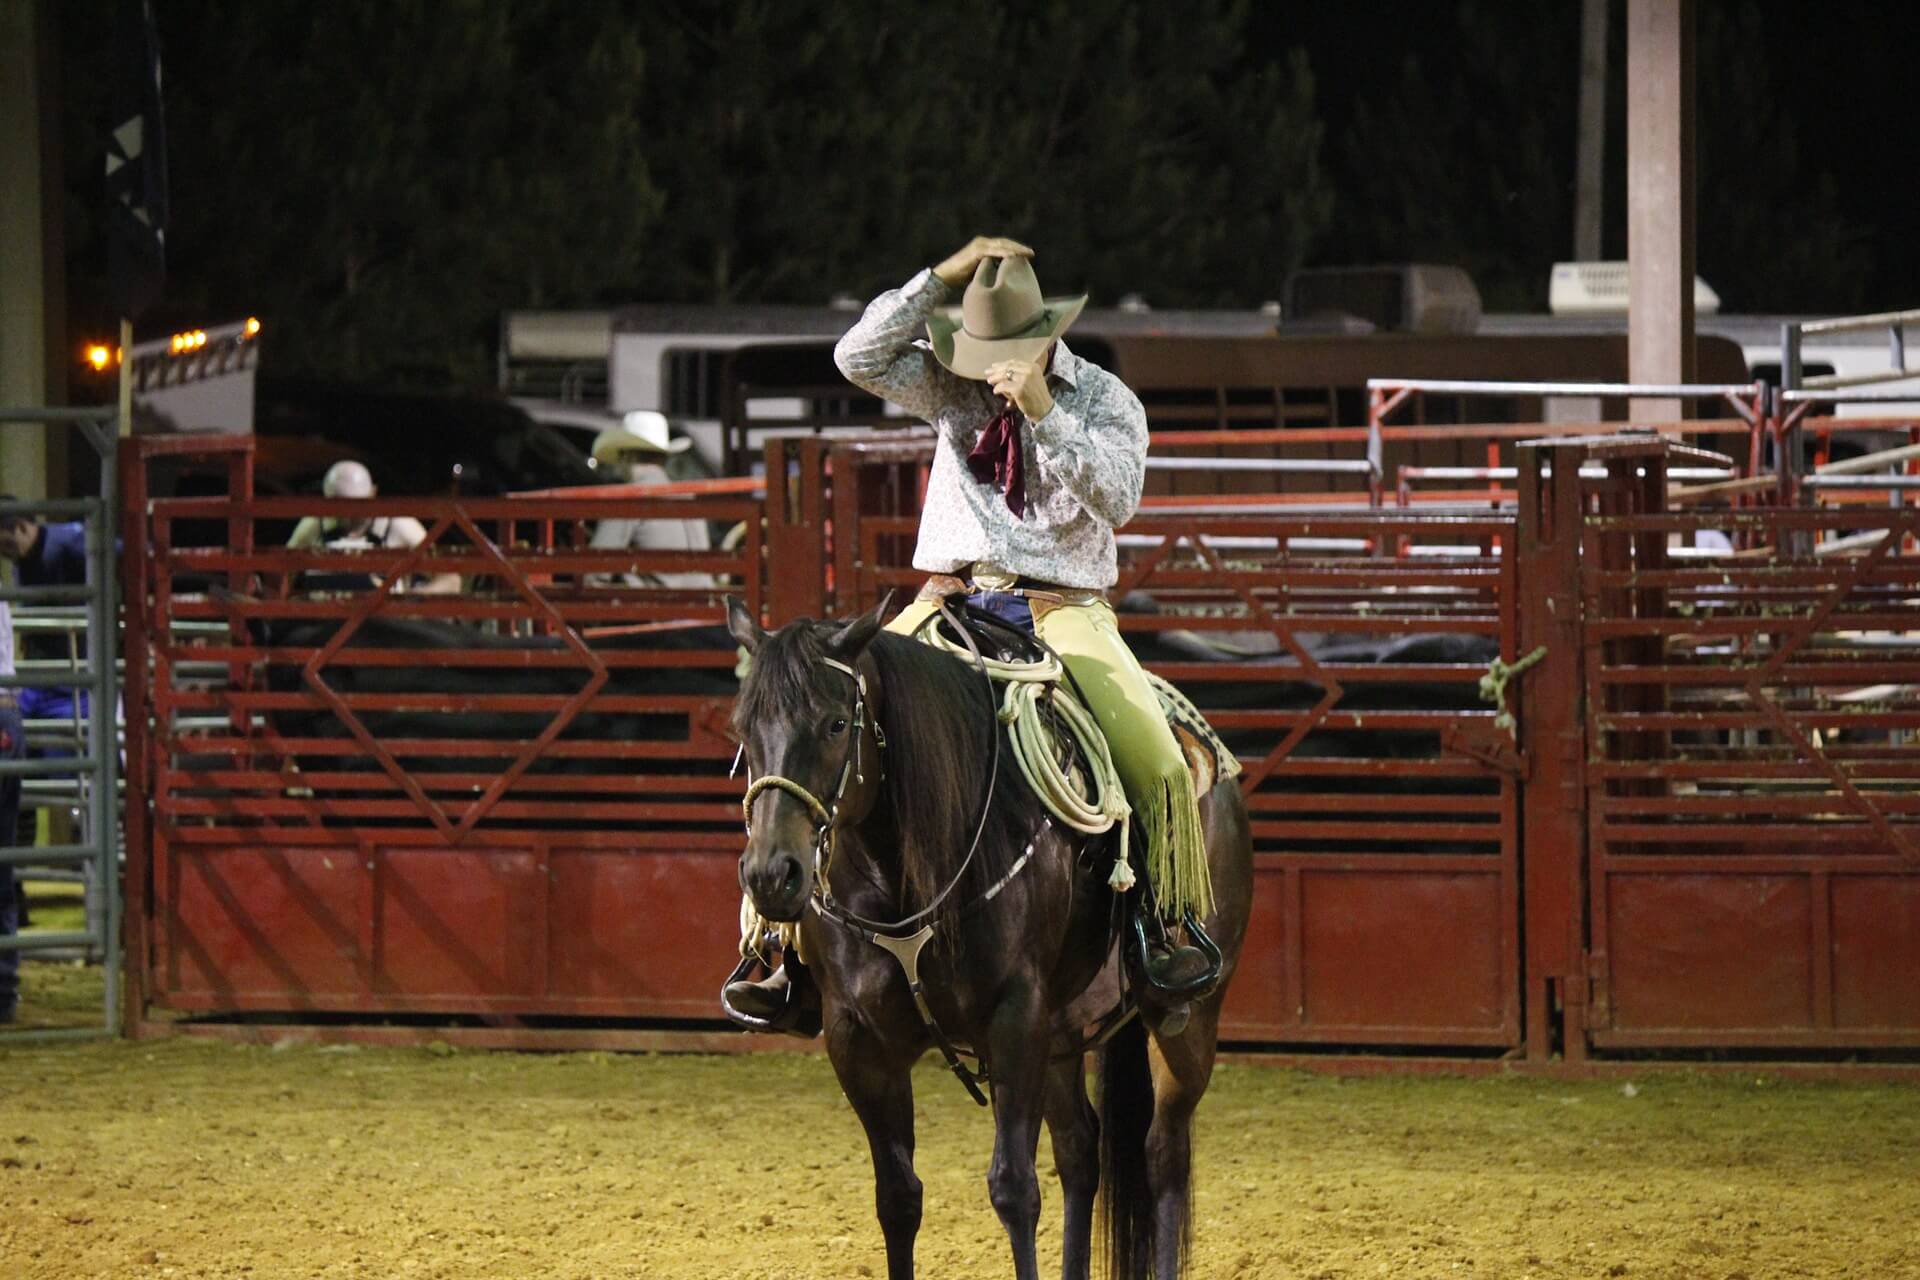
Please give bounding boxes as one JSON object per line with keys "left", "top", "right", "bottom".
{"left": 916, "top": 626, "right": 1138, "bottom": 892}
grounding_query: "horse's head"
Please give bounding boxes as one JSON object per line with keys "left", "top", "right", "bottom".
{"left": 726, "top": 594, "right": 890, "bottom": 922}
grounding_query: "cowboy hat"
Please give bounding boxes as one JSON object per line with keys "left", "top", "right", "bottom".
{"left": 592, "top": 410, "right": 691, "bottom": 464}
{"left": 926, "top": 256, "right": 1087, "bottom": 380}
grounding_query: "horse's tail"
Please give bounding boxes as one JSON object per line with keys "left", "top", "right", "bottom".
{"left": 1097, "top": 1015, "right": 1155, "bottom": 1279}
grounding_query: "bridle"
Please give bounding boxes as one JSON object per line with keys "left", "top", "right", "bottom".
{"left": 738, "top": 606, "right": 1006, "bottom": 937}
{"left": 734, "top": 606, "right": 1024, "bottom": 1104}
{"left": 738, "top": 652, "right": 887, "bottom": 892}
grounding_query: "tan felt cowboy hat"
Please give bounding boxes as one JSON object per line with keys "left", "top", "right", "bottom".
{"left": 927, "top": 256, "right": 1087, "bottom": 380}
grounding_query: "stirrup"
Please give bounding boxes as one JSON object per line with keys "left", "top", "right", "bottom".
{"left": 721, "top": 954, "right": 821, "bottom": 1038}
{"left": 1128, "top": 911, "right": 1224, "bottom": 1000}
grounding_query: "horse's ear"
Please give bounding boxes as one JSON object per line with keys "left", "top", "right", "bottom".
{"left": 724, "top": 595, "right": 766, "bottom": 653}
{"left": 826, "top": 591, "right": 893, "bottom": 660}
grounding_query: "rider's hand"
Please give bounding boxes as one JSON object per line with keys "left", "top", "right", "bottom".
{"left": 933, "top": 235, "right": 1035, "bottom": 289}
{"left": 986, "top": 355, "right": 1055, "bottom": 422}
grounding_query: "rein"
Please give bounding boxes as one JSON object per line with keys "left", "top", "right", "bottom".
{"left": 738, "top": 603, "right": 1020, "bottom": 1104}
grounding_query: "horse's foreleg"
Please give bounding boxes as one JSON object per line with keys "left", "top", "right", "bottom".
{"left": 829, "top": 1028, "right": 922, "bottom": 1280}
{"left": 1041, "top": 1053, "right": 1099, "bottom": 1280}
{"left": 1144, "top": 1004, "right": 1223, "bottom": 1279}
{"left": 985, "top": 986, "right": 1050, "bottom": 1280}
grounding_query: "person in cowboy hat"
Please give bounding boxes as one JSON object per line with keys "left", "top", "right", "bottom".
{"left": 585, "top": 412, "right": 717, "bottom": 591}
{"left": 726, "top": 235, "right": 1216, "bottom": 1033}
{"left": 286, "top": 460, "right": 462, "bottom": 595}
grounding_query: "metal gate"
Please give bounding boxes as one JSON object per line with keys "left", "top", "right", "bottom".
{"left": 820, "top": 437, "right": 1528, "bottom": 1052}
{"left": 121, "top": 436, "right": 758, "bottom": 1038}
{"left": 1, "top": 407, "right": 123, "bottom": 1042}
{"left": 1522, "top": 435, "right": 1920, "bottom": 1056}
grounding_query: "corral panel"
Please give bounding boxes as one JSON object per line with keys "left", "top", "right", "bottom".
{"left": 374, "top": 848, "right": 542, "bottom": 1001}
{"left": 168, "top": 847, "right": 367, "bottom": 1001}
{"left": 1566, "top": 438, "right": 1920, "bottom": 1051}
{"left": 1604, "top": 873, "right": 1814, "bottom": 1031}
{"left": 1300, "top": 868, "right": 1507, "bottom": 1033}
{"left": 1831, "top": 876, "right": 1920, "bottom": 1028}
{"left": 546, "top": 848, "right": 743, "bottom": 1016}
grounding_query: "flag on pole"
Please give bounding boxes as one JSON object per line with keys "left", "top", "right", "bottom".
{"left": 106, "top": 0, "right": 168, "bottom": 320}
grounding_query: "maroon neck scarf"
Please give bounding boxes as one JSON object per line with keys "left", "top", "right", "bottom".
{"left": 964, "top": 349, "right": 1053, "bottom": 518}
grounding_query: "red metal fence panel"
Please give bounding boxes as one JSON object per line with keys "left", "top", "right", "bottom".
{"left": 1574, "top": 469, "right": 1920, "bottom": 1050}
{"left": 124, "top": 437, "right": 758, "bottom": 1027}
{"left": 820, "top": 439, "right": 1528, "bottom": 1052}
{"left": 120, "top": 422, "right": 1920, "bottom": 1062}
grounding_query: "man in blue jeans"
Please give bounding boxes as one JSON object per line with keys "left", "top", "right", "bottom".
{"left": 0, "top": 597, "right": 22, "bottom": 1023}
{"left": 0, "top": 508, "right": 91, "bottom": 730}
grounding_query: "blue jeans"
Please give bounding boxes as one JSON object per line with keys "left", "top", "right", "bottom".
{"left": 0, "top": 700, "right": 23, "bottom": 1011}
{"left": 18, "top": 685, "right": 86, "bottom": 729}
{"left": 964, "top": 589, "right": 1035, "bottom": 633}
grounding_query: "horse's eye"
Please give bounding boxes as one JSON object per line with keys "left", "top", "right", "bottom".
{"left": 828, "top": 718, "right": 848, "bottom": 736}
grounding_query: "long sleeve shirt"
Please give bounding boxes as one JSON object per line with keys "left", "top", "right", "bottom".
{"left": 833, "top": 269, "right": 1147, "bottom": 590}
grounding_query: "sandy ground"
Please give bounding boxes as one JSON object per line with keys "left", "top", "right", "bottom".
{"left": 3, "top": 963, "right": 1919, "bottom": 1279}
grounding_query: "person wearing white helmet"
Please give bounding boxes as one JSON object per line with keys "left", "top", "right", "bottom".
{"left": 287, "top": 460, "right": 459, "bottom": 594}
{"left": 585, "top": 412, "right": 716, "bottom": 591}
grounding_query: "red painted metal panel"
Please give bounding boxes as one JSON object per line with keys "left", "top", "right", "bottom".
{"left": 1218, "top": 865, "right": 1291, "bottom": 1037}
{"left": 1603, "top": 874, "right": 1815, "bottom": 1033}
{"left": 1299, "top": 870, "right": 1509, "bottom": 1033}
{"left": 168, "top": 848, "right": 369, "bottom": 1002}
{"left": 373, "top": 848, "right": 542, "bottom": 1001}
{"left": 124, "top": 438, "right": 759, "bottom": 1031}
{"left": 1568, "top": 433, "right": 1920, "bottom": 1052}
{"left": 1831, "top": 876, "right": 1920, "bottom": 1029}
{"left": 546, "top": 848, "right": 743, "bottom": 1017}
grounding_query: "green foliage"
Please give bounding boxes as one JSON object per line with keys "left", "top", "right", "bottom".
{"left": 55, "top": 1, "right": 1887, "bottom": 385}
{"left": 69, "top": 0, "right": 659, "bottom": 383}
{"left": 626, "top": 0, "right": 1331, "bottom": 307}
{"left": 60, "top": 0, "right": 1330, "bottom": 380}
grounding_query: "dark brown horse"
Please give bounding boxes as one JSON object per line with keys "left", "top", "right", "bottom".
{"left": 727, "top": 596, "right": 1253, "bottom": 1280}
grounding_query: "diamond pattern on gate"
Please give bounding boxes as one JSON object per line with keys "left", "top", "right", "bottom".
{"left": 1116, "top": 528, "right": 1346, "bottom": 795}
{"left": 300, "top": 508, "right": 608, "bottom": 843}
{"left": 1735, "top": 517, "right": 1920, "bottom": 863}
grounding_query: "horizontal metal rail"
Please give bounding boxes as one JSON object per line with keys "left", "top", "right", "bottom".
{"left": 1368, "top": 376, "right": 1762, "bottom": 399}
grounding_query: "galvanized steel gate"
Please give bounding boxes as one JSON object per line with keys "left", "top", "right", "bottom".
{"left": 1, "top": 407, "right": 123, "bottom": 1043}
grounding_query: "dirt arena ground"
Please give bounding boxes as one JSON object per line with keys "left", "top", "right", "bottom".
{"left": 4, "top": 961, "right": 1919, "bottom": 1279}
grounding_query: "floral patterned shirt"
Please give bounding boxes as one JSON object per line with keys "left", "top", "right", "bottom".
{"left": 833, "top": 269, "right": 1147, "bottom": 589}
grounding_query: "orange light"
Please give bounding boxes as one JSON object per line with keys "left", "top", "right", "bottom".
{"left": 244, "top": 317, "right": 261, "bottom": 337}
{"left": 170, "top": 334, "right": 185, "bottom": 353}
{"left": 84, "top": 344, "right": 112, "bottom": 371}
{"left": 192, "top": 329, "right": 207, "bottom": 348}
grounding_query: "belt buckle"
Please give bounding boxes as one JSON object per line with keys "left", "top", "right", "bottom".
{"left": 970, "top": 562, "right": 1019, "bottom": 593}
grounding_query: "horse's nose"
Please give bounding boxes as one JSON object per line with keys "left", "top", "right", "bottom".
{"left": 746, "top": 849, "right": 809, "bottom": 922}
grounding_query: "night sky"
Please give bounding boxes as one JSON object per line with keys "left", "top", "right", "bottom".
{"left": 51, "top": 0, "right": 1920, "bottom": 385}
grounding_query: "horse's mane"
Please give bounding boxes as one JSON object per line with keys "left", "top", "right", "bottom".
{"left": 734, "top": 621, "right": 1036, "bottom": 912}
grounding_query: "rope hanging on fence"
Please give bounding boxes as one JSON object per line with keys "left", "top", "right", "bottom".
{"left": 1478, "top": 645, "right": 1549, "bottom": 733}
